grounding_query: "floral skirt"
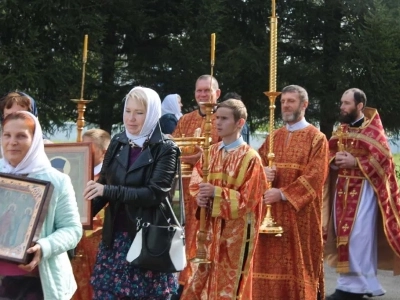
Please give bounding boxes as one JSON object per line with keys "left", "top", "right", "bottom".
{"left": 91, "top": 232, "right": 178, "bottom": 300}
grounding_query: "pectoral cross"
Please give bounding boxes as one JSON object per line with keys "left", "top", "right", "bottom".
{"left": 333, "top": 124, "right": 349, "bottom": 152}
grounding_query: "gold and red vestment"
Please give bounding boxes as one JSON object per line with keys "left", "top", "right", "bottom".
{"left": 253, "top": 124, "right": 329, "bottom": 300}
{"left": 181, "top": 143, "right": 267, "bottom": 300}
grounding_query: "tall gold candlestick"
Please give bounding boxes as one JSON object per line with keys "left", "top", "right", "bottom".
{"left": 260, "top": 0, "right": 283, "bottom": 236}
{"left": 71, "top": 34, "right": 92, "bottom": 142}
{"left": 190, "top": 33, "right": 217, "bottom": 264}
{"left": 210, "top": 33, "right": 216, "bottom": 66}
{"left": 191, "top": 102, "right": 215, "bottom": 264}
{"left": 83, "top": 34, "right": 88, "bottom": 63}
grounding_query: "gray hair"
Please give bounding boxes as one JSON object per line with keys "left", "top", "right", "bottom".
{"left": 196, "top": 75, "right": 219, "bottom": 91}
{"left": 282, "top": 85, "right": 308, "bottom": 103}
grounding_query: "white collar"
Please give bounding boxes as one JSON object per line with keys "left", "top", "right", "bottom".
{"left": 285, "top": 118, "right": 310, "bottom": 132}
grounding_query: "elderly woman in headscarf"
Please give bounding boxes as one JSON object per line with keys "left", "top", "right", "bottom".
{"left": 0, "top": 111, "right": 82, "bottom": 300}
{"left": 159, "top": 94, "right": 182, "bottom": 134}
{"left": 84, "top": 87, "right": 180, "bottom": 299}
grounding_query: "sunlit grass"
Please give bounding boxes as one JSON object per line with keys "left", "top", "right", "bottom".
{"left": 394, "top": 154, "right": 400, "bottom": 181}
{"left": 394, "top": 153, "right": 400, "bottom": 166}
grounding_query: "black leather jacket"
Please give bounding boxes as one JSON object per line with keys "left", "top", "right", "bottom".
{"left": 93, "top": 125, "right": 180, "bottom": 247}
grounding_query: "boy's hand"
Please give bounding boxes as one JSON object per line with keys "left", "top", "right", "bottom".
{"left": 198, "top": 182, "right": 215, "bottom": 198}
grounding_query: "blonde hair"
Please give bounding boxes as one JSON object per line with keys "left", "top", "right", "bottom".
{"left": 83, "top": 129, "right": 111, "bottom": 151}
{"left": 125, "top": 89, "right": 148, "bottom": 111}
{"left": 217, "top": 99, "right": 247, "bottom": 122}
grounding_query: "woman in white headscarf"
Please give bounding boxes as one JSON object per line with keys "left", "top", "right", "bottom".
{"left": 159, "top": 94, "right": 182, "bottom": 134}
{"left": 0, "top": 111, "right": 82, "bottom": 300}
{"left": 84, "top": 87, "right": 180, "bottom": 299}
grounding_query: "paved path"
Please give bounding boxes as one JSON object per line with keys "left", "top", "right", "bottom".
{"left": 1, "top": 265, "right": 399, "bottom": 299}
{"left": 324, "top": 264, "right": 400, "bottom": 299}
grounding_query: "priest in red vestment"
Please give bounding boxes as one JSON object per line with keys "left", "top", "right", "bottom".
{"left": 171, "top": 75, "right": 220, "bottom": 296}
{"left": 181, "top": 99, "right": 267, "bottom": 299}
{"left": 252, "top": 85, "right": 329, "bottom": 300}
{"left": 324, "top": 88, "right": 400, "bottom": 300}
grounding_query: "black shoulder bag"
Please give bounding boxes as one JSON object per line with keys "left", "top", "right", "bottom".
{"left": 126, "top": 158, "right": 186, "bottom": 273}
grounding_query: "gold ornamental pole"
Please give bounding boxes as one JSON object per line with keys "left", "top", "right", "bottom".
{"left": 71, "top": 34, "right": 92, "bottom": 142}
{"left": 259, "top": 0, "right": 284, "bottom": 235}
{"left": 191, "top": 33, "right": 216, "bottom": 264}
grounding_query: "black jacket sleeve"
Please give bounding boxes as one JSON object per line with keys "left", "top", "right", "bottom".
{"left": 102, "top": 141, "right": 179, "bottom": 209}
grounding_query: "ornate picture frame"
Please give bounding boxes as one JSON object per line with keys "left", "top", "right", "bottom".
{"left": 0, "top": 173, "right": 53, "bottom": 264}
{"left": 45, "top": 142, "right": 93, "bottom": 229}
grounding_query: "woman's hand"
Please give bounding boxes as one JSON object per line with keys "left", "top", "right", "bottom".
{"left": 84, "top": 180, "right": 104, "bottom": 200}
{"left": 18, "top": 243, "right": 42, "bottom": 272}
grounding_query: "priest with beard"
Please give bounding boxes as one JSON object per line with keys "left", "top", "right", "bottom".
{"left": 252, "top": 85, "right": 329, "bottom": 300}
{"left": 324, "top": 88, "right": 400, "bottom": 300}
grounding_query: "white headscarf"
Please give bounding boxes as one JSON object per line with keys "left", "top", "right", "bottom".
{"left": 123, "top": 86, "right": 162, "bottom": 147}
{"left": 161, "top": 94, "right": 182, "bottom": 121}
{"left": 1, "top": 111, "right": 52, "bottom": 174}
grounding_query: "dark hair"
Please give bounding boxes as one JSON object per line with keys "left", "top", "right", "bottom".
{"left": 0, "top": 91, "right": 38, "bottom": 120}
{"left": 222, "top": 92, "right": 242, "bottom": 101}
{"left": 344, "top": 88, "right": 367, "bottom": 109}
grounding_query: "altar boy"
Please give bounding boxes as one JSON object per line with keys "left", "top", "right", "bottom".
{"left": 181, "top": 99, "right": 267, "bottom": 300}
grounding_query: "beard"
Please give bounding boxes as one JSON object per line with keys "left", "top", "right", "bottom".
{"left": 282, "top": 107, "right": 302, "bottom": 123}
{"left": 338, "top": 108, "right": 358, "bottom": 124}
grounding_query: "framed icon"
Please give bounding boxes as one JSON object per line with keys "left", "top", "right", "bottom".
{"left": 45, "top": 142, "right": 93, "bottom": 229}
{"left": 0, "top": 173, "right": 53, "bottom": 264}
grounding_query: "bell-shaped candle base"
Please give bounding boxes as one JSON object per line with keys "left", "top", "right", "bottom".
{"left": 259, "top": 205, "right": 283, "bottom": 236}
{"left": 190, "top": 230, "right": 211, "bottom": 264}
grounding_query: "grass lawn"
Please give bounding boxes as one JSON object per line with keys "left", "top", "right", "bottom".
{"left": 394, "top": 153, "right": 400, "bottom": 166}
{"left": 393, "top": 153, "right": 400, "bottom": 181}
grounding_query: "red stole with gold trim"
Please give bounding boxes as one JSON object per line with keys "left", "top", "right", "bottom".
{"left": 329, "top": 107, "right": 400, "bottom": 273}
{"left": 335, "top": 168, "right": 365, "bottom": 273}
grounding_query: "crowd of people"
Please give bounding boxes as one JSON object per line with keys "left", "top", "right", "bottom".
{"left": 0, "top": 78, "right": 399, "bottom": 300}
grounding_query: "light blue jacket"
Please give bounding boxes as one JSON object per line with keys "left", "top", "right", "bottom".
{"left": 26, "top": 167, "right": 82, "bottom": 299}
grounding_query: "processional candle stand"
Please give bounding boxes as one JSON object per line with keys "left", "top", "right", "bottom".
{"left": 190, "top": 33, "right": 217, "bottom": 264}
{"left": 259, "top": 0, "right": 284, "bottom": 236}
{"left": 71, "top": 34, "right": 92, "bottom": 142}
{"left": 173, "top": 136, "right": 205, "bottom": 177}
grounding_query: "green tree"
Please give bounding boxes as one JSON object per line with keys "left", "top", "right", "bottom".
{"left": 348, "top": 0, "right": 400, "bottom": 134}
{"left": 1, "top": 0, "right": 400, "bottom": 139}
{"left": 0, "top": 0, "right": 104, "bottom": 131}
